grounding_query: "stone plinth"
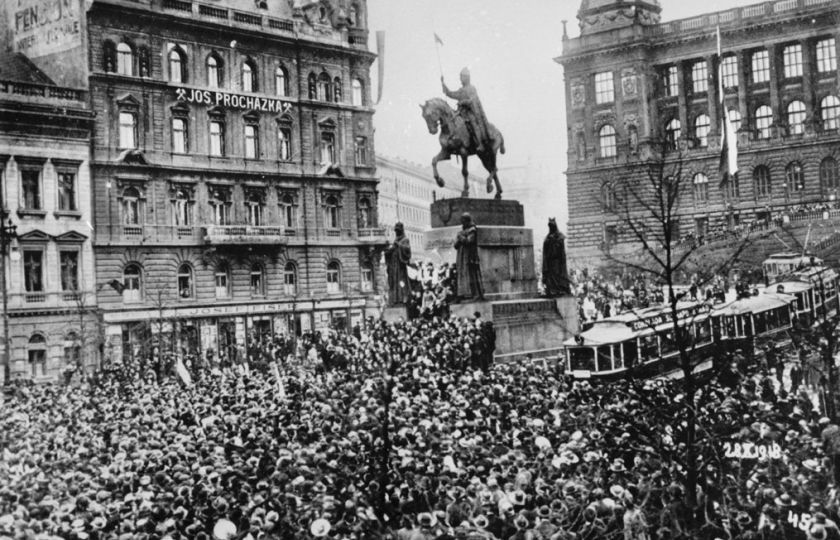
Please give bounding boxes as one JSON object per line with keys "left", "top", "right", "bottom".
{"left": 423, "top": 198, "right": 579, "bottom": 362}
{"left": 430, "top": 198, "right": 524, "bottom": 228}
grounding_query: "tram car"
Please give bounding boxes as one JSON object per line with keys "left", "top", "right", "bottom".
{"left": 762, "top": 252, "right": 823, "bottom": 283}
{"left": 770, "top": 264, "right": 839, "bottom": 325}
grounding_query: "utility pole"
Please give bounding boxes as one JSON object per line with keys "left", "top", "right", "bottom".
{"left": 0, "top": 187, "right": 18, "bottom": 385}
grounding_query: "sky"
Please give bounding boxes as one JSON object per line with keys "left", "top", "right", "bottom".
{"left": 367, "top": 0, "right": 750, "bottom": 225}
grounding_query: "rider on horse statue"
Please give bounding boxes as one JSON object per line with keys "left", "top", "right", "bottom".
{"left": 442, "top": 67, "right": 491, "bottom": 155}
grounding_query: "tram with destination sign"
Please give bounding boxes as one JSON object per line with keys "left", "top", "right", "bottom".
{"left": 563, "top": 260, "right": 840, "bottom": 381}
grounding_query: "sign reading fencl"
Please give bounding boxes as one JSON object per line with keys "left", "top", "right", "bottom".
{"left": 175, "top": 87, "right": 293, "bottom": 114}
{"left": 10, "top": 0, "right": 82, "bottom": 56}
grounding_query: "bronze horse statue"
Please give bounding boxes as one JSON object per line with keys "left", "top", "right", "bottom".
{"left": 420, "top": 98, "right": 505, "bottom": 198}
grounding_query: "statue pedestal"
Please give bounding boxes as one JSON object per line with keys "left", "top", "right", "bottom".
{"left": 425, "top": 198, "right": 578, "bottom": 362}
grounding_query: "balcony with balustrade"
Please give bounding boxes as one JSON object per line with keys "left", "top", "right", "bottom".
{"left": 8, "top": 291, "right": 96, "bottom": 311}
{"left": 103, "top": 225, "right": 204, "bottom": 245}
{"left": 357, "top": 227, "right": 388, "bottom": 245}
{"left": 203, "top": 225, "right": 288, "bottom": 245}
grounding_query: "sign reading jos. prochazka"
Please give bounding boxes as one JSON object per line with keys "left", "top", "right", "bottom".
{"left": 174, "top": 87, "right": 293, "bottom": 114}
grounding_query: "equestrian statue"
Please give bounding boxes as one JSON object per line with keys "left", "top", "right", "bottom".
{"left": 420, "top": 67, "right": 506, "bottom": 199}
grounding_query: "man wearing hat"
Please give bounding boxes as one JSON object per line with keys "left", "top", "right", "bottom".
{"left": 441, "top": 67, "right": 490, "bottom": 154}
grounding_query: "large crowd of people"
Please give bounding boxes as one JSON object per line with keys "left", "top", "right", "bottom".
{"left": 1, "top": 303, "right": 839, "bottom": 540}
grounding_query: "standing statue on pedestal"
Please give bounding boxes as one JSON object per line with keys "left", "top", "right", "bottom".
{"left": 454, "top": 213, "right": 484, "bottom": 301}
{"left": 420, "top": 67, "right": 506, "bottom": 199}
{"left": 542, "top": 218, "right": 571, "bottom": 297}
{"left": 384, "top": 222, "right": 412, "bottom": 306}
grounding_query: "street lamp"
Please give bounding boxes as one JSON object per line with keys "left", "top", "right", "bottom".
{"left": 1, "top": 213, "right": 18, "bottom": 385}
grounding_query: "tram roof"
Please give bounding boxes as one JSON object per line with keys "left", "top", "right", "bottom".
{"left": 712, "top": 293, "right": 793, "bottom": 316}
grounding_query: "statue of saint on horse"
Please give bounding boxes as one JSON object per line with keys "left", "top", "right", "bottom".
{"left": 420, "top": 67, "right": 505, "bottom": 199}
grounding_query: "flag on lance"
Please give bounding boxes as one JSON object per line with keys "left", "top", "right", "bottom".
{"left": 717, "top": 26, "right": 738, "bottom": 187}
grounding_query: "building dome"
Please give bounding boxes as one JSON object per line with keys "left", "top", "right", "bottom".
{"left": 577, "top": 0, "right": 662, "bottom": 35}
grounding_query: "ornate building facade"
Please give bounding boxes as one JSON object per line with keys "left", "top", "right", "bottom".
{"left": 84, "top": 0, "right": 383, "bottom": 362}
{"left": 557, "top": 0, "right": 840, "bottom": 265}
{"left": 0, "top": 56, "right": 97, "bottom": 382}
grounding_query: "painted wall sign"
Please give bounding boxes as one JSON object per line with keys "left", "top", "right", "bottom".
{"left": 174, "top": 87, "right": 293, "bottom": 114}
{"left": 9, "top": 0, "right": 82, "bottom": 57}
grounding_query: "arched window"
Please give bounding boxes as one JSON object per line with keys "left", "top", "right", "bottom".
{"left": 103, "top": 40, "right": 117, "bottom": 72}
{"left": 117, "top": 42, "right": 134, "bottom": 75}
{"left": 246, "top": 190, "right": 263, "bottom": 226}
{"left": 820, "top": 157, "right": 840, "bottom": 192}
{"left": 278, "top": 124, "right": 292, "bottom": 161}
{"left": 821, "top": 95, "right": 840, "bottom": 131}
{"left": 755, "top": 105, "right": 773, "bottom": 139}
{"left": 173, "top": 188, "right": 191, "bottom": 226}
{"left": 123, "top": 264, "right": 142, "bottom": 303}
{"left": 786, "top": 161, "right": 805, "bottom": 193}
{"left": 207, "top": 54, "right": 223, "bottom": 88}
{"left": 326, "top": 261, "right": 341, "bottom": 293}
{"left": 215, "top": 264, "right": 230, "bottom": 298}
{"left": 169, "top": 47, "right": 186, "bottom": 83}
{"left": 317, "top": 72, "right": 332, "bottom": 101}
{"left": 325, "top": 195, "right": 339, "bottom": 229}
{"left": 280, "top": 193, "right": 296, "bottom": 229}
{"left": 333, "top": 77, "right": 342, "bottom": 103}
{"left": 598, "top": 125, "right": 617, "bottom": 158}
{"left": 358, "top": 197, "right": 372, "bottom": 228}
{"left": 308, "top": 73, "right": 317, "bottom": 99}
{"left": 665, "top": 118, "right": 681, "bottom": 150}
{"left": 242, "top": 59, "right": 257, "bottom": 92}
{"left": 360, "top": 262, "right": 373, "bottom": 292}
{"left": 275, "top": 66, "right": 288, "bottom": 97}
{"left": 122, "top": 186, "right": 142, "bottom": 225}
{"left": 352, "top": 78, "right": 364, "bottom": 106}
{"left": 753, "top": 165, "right": 772, "bottom": 198}
{"left": 177, "top": 263, "right": 193, "bottom": 299}
{"left": 694, "top": 114, "right": 711, "bottom": 147}
{"left": 693, "top": 173, "right": 709, "bottom": 203}
{"left": 250, "top": 263, "right": 265, "bottom": 296}
{"left": 283, "top": 261, "right": 297, "bottom": 295}
{"left": 28, "top": 334, "right": 47, "bottom": 378}
{"left": 787, "top": 100, "right": 806, "bottom": 135}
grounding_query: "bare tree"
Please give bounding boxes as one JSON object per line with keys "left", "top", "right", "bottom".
{"left": 597, "top": 141, "right": 752, "bottom": 526}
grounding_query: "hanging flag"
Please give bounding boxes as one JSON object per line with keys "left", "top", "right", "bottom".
{"left": 434, "top": 33, "right": 444, "bottom": 46}
{"left": 272, "top": 363, "right": 286, "bottom": 399}
{"left": 175, "top": 358, "right": 192, "bottom": 386}
{"left": 375, "top": 30, "right": 385, "bottom": 105}
{"left": 717, "top": 26, "right": 738, "bottom": 187}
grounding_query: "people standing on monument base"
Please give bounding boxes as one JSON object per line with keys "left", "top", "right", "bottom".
{"left": 385, "top": 222, "right": 413, "bottom": 307}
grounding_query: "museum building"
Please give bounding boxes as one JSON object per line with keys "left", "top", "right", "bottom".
{"left": 84, "top": 0, "right": 384, "bottom": 362}
{"left": 557, "top": 0, "right": 840, "bottom": 265}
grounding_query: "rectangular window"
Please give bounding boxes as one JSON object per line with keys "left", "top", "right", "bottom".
{"left": 244, "top": 125, "right": 259, "bottom": 159}
{"left": 594, "top": 72, "right": 614, "bottom": 104}
{"left": 248, "top": 202, "right": 262, "bottom": 226}
{"left": 172, "top": 118, "right": 188, "bottom": 153}
{"left": 23, "top": 250, "right": 44, "bottom": 292}
{"left": 354, "top": 136, "right": 367, "bottom": 166}
{"left": 817, "top": 38, "right": 837, "bottom": 74}
{"left": 361, "top": 266, "right": 373, "bottom": 292}
{"left": 663, "top": 66, "right": 679, "bottom": 97}
{"left": 751, "top": 50, "right": 770, "bottom": 83}
{"left": 691, "top": 61, "right": 708, "bottom": 94}
{"left": 209, "top": 121, "right": 225, "bottom": 156}
{"left": 21, "top": 169, "right": 41, "bottom": 210}
{"left": 57, "top": 171, "right": 76, "bottom": 211}
{"left": 320, "top": 132, "right": 335, "bottom": 164}
{"left": 721, "top": 55, "right": 738, "bottom": 89}
{"left": 215, "top": 271, "right": 229, "bottom": 298}
{"left": 783, "top": 44, "right": 803, "bottom": 78}
{"left": 119, "top": 112, "right": 137, "bottom": 149}
{"left": 60, "top": 251, "right": 79, "bottom": 291}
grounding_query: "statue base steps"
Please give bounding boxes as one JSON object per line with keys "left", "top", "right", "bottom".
{"left": 450, "top": 295, "right": 578, "bottom": 364}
